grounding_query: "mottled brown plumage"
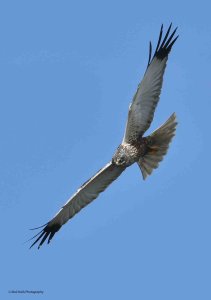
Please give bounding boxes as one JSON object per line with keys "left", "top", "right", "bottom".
{"left": 112, "top": 139, "right": 148, "bottom": 166}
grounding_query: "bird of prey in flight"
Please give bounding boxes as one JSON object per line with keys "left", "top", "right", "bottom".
{"left": 29, "top": 24, "right": 178, "bottom": 249}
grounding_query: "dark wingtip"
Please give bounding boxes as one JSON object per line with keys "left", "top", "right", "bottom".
{"left": 155, "top": 23, "right": 178, "bottom": 60}
{"left": 29, "top": 223, "right": 61, "bottom": 249}
{"left": 29, "top": 230, "right": 46, "bottom": 249}
{"left": 147, "top": 23, "right": 178, "bottom": 66}
{"left": 155, "top": 24, "right": 163, "bottom": 54}
{"left": 29, "top": 222, "right": 49, "bottom": 230}
{"left": 166, "top": 35, "right": 179, "bottom": 52}
{"left": 147, "top": 41, "right": 152, "bottom": 67}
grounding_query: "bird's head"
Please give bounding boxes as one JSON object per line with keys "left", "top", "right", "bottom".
{"left": 112, "top": 145, "right": 128, "bottom": 166}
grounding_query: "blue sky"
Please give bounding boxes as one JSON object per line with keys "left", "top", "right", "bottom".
{"left": 0, "top": 0, "right": 211, "bottom": 299}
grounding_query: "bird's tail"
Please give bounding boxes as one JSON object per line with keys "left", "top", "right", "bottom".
{"left": 137, "top": 113, "right": 177, "bottom": 180}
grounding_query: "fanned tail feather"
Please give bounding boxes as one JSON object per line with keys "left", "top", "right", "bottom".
{"left": 138, "top": 113, "right": 177, "bottom": 179}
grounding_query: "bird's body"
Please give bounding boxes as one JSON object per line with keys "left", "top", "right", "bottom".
{"left": 112, "top": 139, "right": 148, "bottom": 167}
{"left": 29, "top": 24, "right": 178, "bottom": 249}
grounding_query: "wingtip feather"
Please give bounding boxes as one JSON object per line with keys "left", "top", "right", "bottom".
{"left": 147, "top": 23, "right": 178, "bottom": 66}
{"left": 29, "top": 223, "right": 62, "bottom": 249}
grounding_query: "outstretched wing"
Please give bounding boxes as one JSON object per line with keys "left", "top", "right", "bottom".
{"left": 123, "top": 24, "right": 178, "bottom": 143}
{"left": 29, "top": 162, "right": 125, "bottom": 249}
